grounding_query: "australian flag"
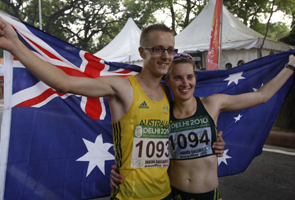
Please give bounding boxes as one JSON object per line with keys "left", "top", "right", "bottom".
{"left": 194, "top": 51, "right": 294, "bottom": 176}
{"left": 0, "top": 11, "right": 140, "bottom": 200}
{"left": 0, "top": 11, "right": 294, "bottom": 200}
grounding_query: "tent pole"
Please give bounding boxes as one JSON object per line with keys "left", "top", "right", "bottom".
{"left": 218, "top": 0, "right": 223, "bottom": 69}
{"left": 38, "top": 0, "right": 42, "bottom": 30}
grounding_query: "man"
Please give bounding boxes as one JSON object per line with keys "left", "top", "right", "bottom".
{"left": 0, "top": 18, "right": 224, "bottom": 199}
{"left": 225, "top": 62, "right": 232, "bottom": 69}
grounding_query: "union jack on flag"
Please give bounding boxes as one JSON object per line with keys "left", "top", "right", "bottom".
{"left": 9, "top": 13, "right": 140, "bottom": 120}
{"left": 0, "top": 10, "right": 294, "bottom": 200}
{"left": 0, "top": 11, "right": 140, "bottom": 200}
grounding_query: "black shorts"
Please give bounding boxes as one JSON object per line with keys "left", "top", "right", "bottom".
{"left": 171, "top": 185, "right": 222, "bottom": 200}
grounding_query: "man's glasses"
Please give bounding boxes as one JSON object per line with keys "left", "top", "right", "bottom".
{"left": 174, "top": 53, "right": 193, "bottom": 60}
{"left": 142, "top": 46, "right": 178, "bottom": 55}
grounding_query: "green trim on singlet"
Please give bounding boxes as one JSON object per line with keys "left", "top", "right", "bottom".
{"left": 169, "top": 97, "right": 218, "bottom": 160}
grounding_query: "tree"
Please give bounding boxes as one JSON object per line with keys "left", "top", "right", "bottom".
{"left": 172, "top": 0, "right": 208, "bottom": 29}
{"left": 223, "top": 0, "right": 271, "bottom": 26}
{"left": 0, "top": 0, "right": 124, "bottom": 53}
{"left": 250, "top": 18, "right": 290, "bottom": 41}
{"left": 164, "top": 0, "right": 209, "bottom": 33}
{"left": 0, "top": 0, "right": 26, "bottom": 20}
{"left": 121, "top": 0, "right": 164, "bottom": 27}
{"left": 279, "top": 26, "right": 295, "bottom": 45}
{"left": 277, "top": 0, "right": 295, "bottom": 45}
{"left": 120, "top": 0, "right": 209, "bottom": 35}
{"left": 64, "top": 0, "right": 122, "bottom": 53}
{"left": 1, "top": 0, "right": 294, "bottom": 54}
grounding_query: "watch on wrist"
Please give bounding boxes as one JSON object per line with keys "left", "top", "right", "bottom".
{"left": 285, "top": 63, "right": 295, "bottom": 72}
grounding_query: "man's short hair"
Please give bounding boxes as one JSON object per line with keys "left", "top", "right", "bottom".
{"left": 140, "top": 24, "right": 174, "bottom": 47}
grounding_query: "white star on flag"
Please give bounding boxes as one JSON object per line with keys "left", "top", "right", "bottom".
{"left": 253, "top": 83, "right": 264, "bottom": 92}
{"left": 234, "top": 114, "right": 242, "bottom": 123}
{"left": 218, "top": 149, "right": 232, "bottom": 165}
{"left": 224, "top": 72, "right": 246, "bottom": 86}
{"left": 77, "top": 134, "right": 114, "bottom": 177}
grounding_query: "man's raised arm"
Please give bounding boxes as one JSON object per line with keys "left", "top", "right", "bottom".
{"left": 0, "top": 17, "right": 118, "bottom": 98}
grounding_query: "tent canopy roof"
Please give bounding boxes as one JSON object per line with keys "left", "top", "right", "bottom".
{"left": 175, "top": 0, "right": 292, "bottom": 52}
{"left": 95, "top": 1, "right": 293, "bottom": 63}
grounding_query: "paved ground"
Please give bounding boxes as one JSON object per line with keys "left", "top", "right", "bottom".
{"left": 219, "top": 145, "right": 295, "bottom": 200}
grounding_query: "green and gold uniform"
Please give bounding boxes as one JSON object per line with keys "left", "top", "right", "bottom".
{"left": 169, "top": 97, "right": 221, "bottom": 200}
{"left": 111, "top": 76, "right": 171, "bottom": 200}
{"left": 169, "top": 97, "right": 218, "bottom": 160}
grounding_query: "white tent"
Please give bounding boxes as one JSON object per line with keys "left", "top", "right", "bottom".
{"left": 175, "top": 0, "right": 294, "bottom": 69}
{"left": 94, "top": 18, "right": 143, "bottom": 66}
{"left": 0, "top": 64, "right": 3, "bottom": 76}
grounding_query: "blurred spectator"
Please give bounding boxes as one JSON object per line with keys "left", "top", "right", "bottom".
{"left": 225, "top": 63, "right": 232, "bottom": 69}
{"left": 195, "top": 61, "right": 201, "bottom": 71}
{"left": 237, "top": 60, "right": 245, "bottom": 65}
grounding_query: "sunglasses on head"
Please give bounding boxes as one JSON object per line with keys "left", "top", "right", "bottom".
{"left": 173, "top": 53, "right": 193, "bottom": 60}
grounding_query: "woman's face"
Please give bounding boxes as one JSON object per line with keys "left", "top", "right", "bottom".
{"left": 166, "top": 62, "right": 196, "bottom": 101}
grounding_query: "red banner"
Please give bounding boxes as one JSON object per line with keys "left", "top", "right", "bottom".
{"left": 206, "top": 0, "right": 222, "bottom": 70}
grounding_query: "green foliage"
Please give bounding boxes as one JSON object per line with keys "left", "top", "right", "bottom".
{"left": 223, "top": 0, "right": 271, "bottom": 26}
{"left": 223, "top": 0, "right": 294, "bottom": 43}
{"left": 275, "top": 0, "right": 295, "bottom": 17}
{"left": 1, "top": 0, "right": 295, "bottom": 53}
{"left": 250, "top": 18, "right": 290, "bottom": 40}
{"left": 172, "top": 0, "right": 208, "bottom": 31}
{"left": 122, "top": 0, "right": 162, "bottom": 28}
{"left": 279, "top": 28, "right": 295, "bottom": 45}
{"left": 0, "top": 0, "right": 123, "bottom": 53}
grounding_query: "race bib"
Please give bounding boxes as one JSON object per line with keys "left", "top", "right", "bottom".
{"left": 131, "top": 125, "right": 169, "bottom": 168}
{"left": 169, "top": 116, "right": 213, "bottom": 160}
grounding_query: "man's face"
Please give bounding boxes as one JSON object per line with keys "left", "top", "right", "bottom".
{"left": 140, "top": 31, "right": 175, "bottom": 77}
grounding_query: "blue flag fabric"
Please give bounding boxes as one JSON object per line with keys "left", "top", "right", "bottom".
{"left": 193, "top": 50, "right": 294, "bottom": 176}
{"left": 0, "top": 11, "right": 294, "bottom": 199}
{"left": 0, "top": 11, "right": 140, "bottom": 200}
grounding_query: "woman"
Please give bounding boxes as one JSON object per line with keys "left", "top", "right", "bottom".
{"left": 165, "top": 53, "right": 295, "bottom": 200}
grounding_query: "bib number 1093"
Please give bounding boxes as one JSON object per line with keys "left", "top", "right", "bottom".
{"left": 135, "top": 140, "right": 169, "bottom": 158}
{"left": 131, "top": 137, "right": 169, "bottom": 168}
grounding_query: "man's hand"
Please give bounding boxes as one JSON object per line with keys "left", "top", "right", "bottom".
{"left": 110, "top": 165, "right": 124, "bottom": 190}
{"left": 289, "top": 54, "right": 295, "bottom": 67}
{"left": 213, "top": 131, "right": 226, "bottom": 157}
{"left": 0, "top": 17, "right": 19, "bottom": 53}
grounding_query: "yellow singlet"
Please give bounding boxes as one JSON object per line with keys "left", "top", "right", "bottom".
{"left": 111, "top": 76, "right": 171, "bottom": 200}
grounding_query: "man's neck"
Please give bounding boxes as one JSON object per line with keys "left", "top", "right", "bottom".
{"left": 135, "top": 69, "right": 163, "bottom": 89}
{"left": 135, "top": 70, "right": 164, "bottom": 102}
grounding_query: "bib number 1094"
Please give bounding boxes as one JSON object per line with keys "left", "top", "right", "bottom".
{"left": 169, "top": 130, "right": 210, "bottom": 151}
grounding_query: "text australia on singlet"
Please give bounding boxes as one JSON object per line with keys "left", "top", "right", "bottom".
{"left": 169, "top": 116, "right": 213, "bottom": 160}
{"left": 131, "top": 119, "right": 170, "bottom": 168}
